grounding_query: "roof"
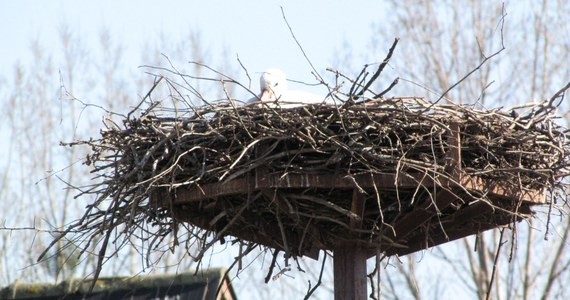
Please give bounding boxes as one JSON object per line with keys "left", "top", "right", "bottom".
{"left": 1, "top": 268, "right": 237, "bottom": 300}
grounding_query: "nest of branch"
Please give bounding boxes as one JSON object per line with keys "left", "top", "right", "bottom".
{"left": 56, "top": 89, "right": 569, "bottom": 269}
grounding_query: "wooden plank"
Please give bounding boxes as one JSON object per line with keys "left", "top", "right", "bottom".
{"left": 384, "top": 201, "right": 533, "bottom": 256}
{"left": 257, "top": 172, "right": 421, "bottom": 190}
{"left": 460, "top": 176, "right": 546, "bottom": 204}
{"left": 385, "top": 222, "right": 500, "bottom": 256}
{"left": 171, "top": 172, "right": 431, "bottom": 203}
{"left": 383, "top": 200, "right": 494, "bottom": 256}
{"left": 350, "top": 189, "right": 366, "bottom": 229}
{"left": 167, "top": 177, "right": 253, "bottom": 203}
{"left": 380, "top": 188, "right": 460, "bottom": 246}
{"left": 171, "top": 203, "right": 321, "bottom": 259}
{"left": 168, "top": 172, "right": 544, "bottom": 205}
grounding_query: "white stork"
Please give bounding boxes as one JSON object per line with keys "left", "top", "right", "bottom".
{"left": 247, "top": 68, "right": 333, "bottom": 108}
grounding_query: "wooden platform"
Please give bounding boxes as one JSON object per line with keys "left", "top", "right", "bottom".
{"left": 153, "top": 169, "right": 544, "bottom": 258}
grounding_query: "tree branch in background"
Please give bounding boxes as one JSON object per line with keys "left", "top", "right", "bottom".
{"left": 428, "top": 3, "right": 506, "bottom": 109}
{"left": 265, "top": 249, "right": 280, "bottom": 283}
{"left": 486, "top": 228, "right": 505, "bottom": 300}
{"left": 303, "top": 253, "right": 327, "bottom": 300}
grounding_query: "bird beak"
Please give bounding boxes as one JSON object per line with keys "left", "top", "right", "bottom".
{"left": 260, "top": 88, "right": 271, "bottom": 102}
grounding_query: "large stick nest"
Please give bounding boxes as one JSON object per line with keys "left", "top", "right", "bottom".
{"left": 44, "top": 55, "right": 570, "bottom": 291}
{"left": 59, "top": 89, "right": 569, "bottom": 257}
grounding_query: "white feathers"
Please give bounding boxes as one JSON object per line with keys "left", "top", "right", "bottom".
{"left": 247, "top": 68, "right": 333, "bottom": 108}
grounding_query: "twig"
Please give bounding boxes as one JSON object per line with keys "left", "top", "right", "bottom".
{"left": 375, "top": 77, "right": 400, "bottom": 99}
{"left": 265, "top": 249, "right": 280, "bottom": 283}
{"left": 355, "top": 37, "right": 399, "bottom": 100}
{"left": 303, "top": 252, "right": 327, "bottom": 300}
{"left": 280, "top": 7, "right": 323, "bottom": 83}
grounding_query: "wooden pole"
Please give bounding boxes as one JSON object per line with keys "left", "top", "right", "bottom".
{"left": 333, "top": 189, "right": 368, "bottom": 300}
{"left": 333, "top": 245, "right": 368, "bottom": 300}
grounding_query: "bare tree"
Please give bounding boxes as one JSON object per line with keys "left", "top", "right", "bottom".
{"left": 357, "top": 1, "right": 570, "bottom": 299}
{"left": 0, "top": 25, "right": 242, "bottom": 287}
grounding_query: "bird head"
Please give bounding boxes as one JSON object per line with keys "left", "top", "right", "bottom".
{"left": 259, "top": 68, "right": 287, "bottom": 102}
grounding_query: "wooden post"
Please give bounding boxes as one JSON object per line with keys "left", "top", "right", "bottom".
{"left": 333, "top": 245, "right": 368, "bottom": 300}
{"left": 333, "top": 189, "right": 368, "bottom": 300}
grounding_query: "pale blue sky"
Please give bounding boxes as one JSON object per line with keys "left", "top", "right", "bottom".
{"left": 1, "top": 0, "right": 388, "bottom": 87}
